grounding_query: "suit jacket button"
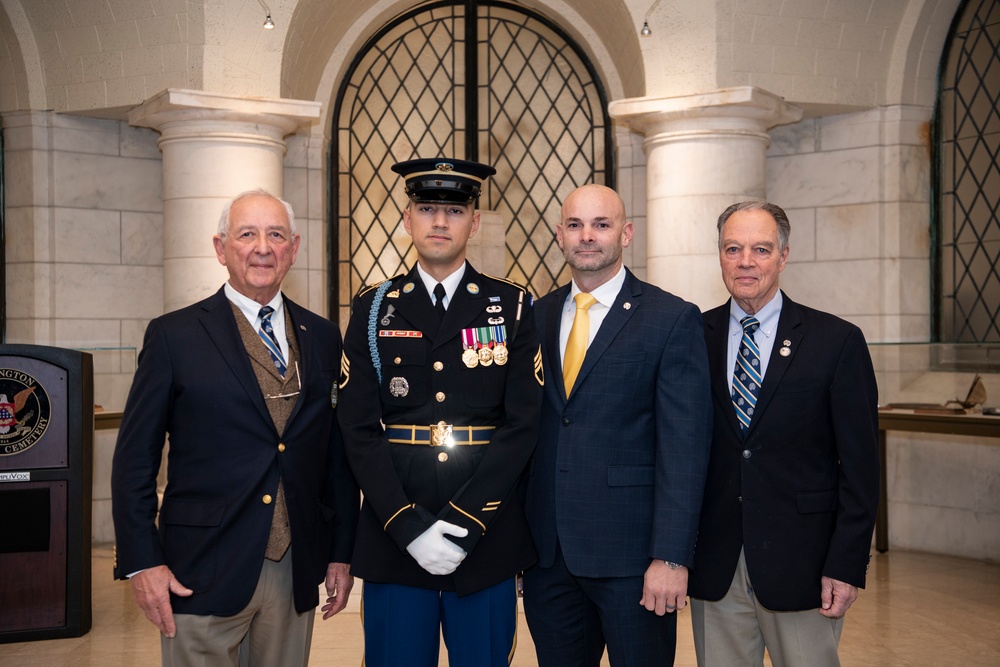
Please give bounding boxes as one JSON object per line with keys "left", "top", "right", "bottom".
{"left": 742, "top": 449, "right": 751, "bottom": 459}
{"left": 278, "top": 443, "right": 286, "bottom": 452}
{"left": 433, "top": 361, "right": 444, "bottom": 371}
{"left": 438, "top": 452, "right": 448, "bottom": 462}
{"left": 394, "top": 356, "right": 402, "bottom": 365}
{"left": 737, "top": 495, "right": 743, "bottom": 503}
{"left": 435, "top": 392, "right": 446, "bottom": 402}
{"left": 562, "top": 418, "right": 570, "bottom": 425}
{"left": 262, "top": 494, "right": 273, "bottom": 504}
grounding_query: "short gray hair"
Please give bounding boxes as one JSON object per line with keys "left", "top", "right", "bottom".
{"left": 217, "top": 189, "right": 297, "bottom": 240}
{"left": 717, "top": 200, "right": 790, "bottom": 251}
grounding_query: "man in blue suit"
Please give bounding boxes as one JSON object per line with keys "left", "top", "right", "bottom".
{"left": 523, "top": 184, "right": 713, "bottom": 666}
{"left": 688, "top": 201, "right": 879, "bottom": 667}
{"left": 111, "top": 190, "right": 359, "bottom": 666}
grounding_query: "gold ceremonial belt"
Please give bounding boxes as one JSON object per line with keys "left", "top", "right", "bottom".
{"left": 385, "top": 422, "right": 496, "bottom": 447}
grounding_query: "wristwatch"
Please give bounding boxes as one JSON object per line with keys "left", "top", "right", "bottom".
{"left": 663, "top": 560, "right": 682, "bottom": 569}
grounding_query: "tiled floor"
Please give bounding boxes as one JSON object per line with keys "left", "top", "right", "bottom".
{"left": 1, "top": 545, "right": 999, "bottom": 666}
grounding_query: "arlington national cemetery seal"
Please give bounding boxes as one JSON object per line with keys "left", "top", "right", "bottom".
{"left": 0, "top": 368, "right": 51, "bottom": 456}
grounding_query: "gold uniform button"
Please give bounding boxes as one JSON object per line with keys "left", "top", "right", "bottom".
{"left": 438, "top": 452, "right": 449, "bottom": 462}
{"left": 433, "top": 361, "right": 444, "bottom": 371}
{"left": 262, "top": 494, "right": 273, "bottom": 504}
{"left": 278, "top": 443, "right": 286, "bottom": 452}
{"left": 394, "top": 356, "right": 402, "bottom": 365}
{"left": 435, "top": 391, "right": 446, "bottom": 402}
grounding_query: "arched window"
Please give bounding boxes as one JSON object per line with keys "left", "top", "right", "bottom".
{"left": 330, "top": 0, "right": 612, "bottom": 318}
{"left": 935, "top": 0, "right": 1000, "bottom": 342}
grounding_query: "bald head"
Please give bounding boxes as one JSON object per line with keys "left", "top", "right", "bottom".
{"left": 557, "top": 184, "right": 633, "bottom": 291}
{"left": 560, "top": 184, "right": 626, "bottom": 224}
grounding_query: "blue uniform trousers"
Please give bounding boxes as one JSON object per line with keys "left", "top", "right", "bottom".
{"left": 362, "top": 577, "right": 518, "bottom": 667}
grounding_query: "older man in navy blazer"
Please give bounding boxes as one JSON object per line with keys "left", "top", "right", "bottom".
{"left": 523, "top": 184, "right": 713, "bottom": 666}
{"left": 688, "top": 201, "right": 880, "bottom": 667}
{"left": 111, "top": 190, "right": 359, "bottom": 667}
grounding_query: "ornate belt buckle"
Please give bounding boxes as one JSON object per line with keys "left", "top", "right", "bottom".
{"left": 430, "top": 421, "right": 453, "bottom": 447}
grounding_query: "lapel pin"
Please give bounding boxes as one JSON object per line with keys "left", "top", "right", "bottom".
{"left": 299, "top": 324, "right": 307, "bottom": 331}
{"left": 403, "top": 282, "right": 415, "bottom": 294}
{"left": 779, "top": 346, "right": 791, "bottom": 357}
{"left": 467, "top": 283, "right": 480, "bottom": 294}
{"left": 623, "top": 302, "right": 631, "bottom": 310}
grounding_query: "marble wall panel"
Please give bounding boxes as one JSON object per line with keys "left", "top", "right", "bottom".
{"left": 91, "top": 498, "right": 115, "bottom": 543}
{"left": 54, "top": 207, "right": 122, "bottom": 264}
{"left": 92, "top": 431, "right": 117, "bottom": 511}
{"left": 767, "top": 146, "right": 880, "bottom": 208}
{"left": 121, "top": 318, "right": 152, "bottom": 353}
{"left": 4, "top": 206, "right": 37, "bottom": 263}
{"left": 815, "top": 203, "right": 882, "bottom": 261}
{"left": 119, "top": 123, "right": 161, "bottom": 159}
{"left": 53, "top": 264, "right": 163, "bottom": 320}
{"left": 781, "top": 258, "right": 882, "bottom": 316}
{"left": 894, "top": 202, "right": 932, "bottom": 258}
{"left": 818, "top": 109, "right": 882, "bottom": 150}
{"left": 305, "top": 217, "right": 323, "bottom": 271}
{"left": 53, "top": 151, "right": 162, "bottom": 212}
{"left": 52, "top": 318, "right": 123, "bottom": 349}
{"left": 771, "top": 122, "right": 811, "bottom": 164}
{"left": 122, "top": 211, "right": 164, "bottom": 266}
{"left": 899, "top": 258, "right": 931, "bottom": 315}
{"left": 3, "top": 148, "right": 50, "bottom": 208}
{"left": 884, "top": 143, "right": 930, "bottom": 202}
{"left": 884, "top": 434, "right": 1000, "bottom": 560}
{"left": 3, "top": 113, "right": 53, "bottom": 151}
{"left": 784, "top": 206, "right": 816, "bottom": 262}
{"left": 4, "top": 263, "right": 42, "bottom": 319}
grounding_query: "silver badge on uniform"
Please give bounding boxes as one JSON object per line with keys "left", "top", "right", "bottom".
{"left": 388, "top": 376, "right": 410, "bottom": 397}
{"left": 330, "top": 381, "right": 339, "bottom": 408}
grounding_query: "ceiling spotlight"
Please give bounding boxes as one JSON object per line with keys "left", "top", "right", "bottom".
{"left": 257, "top": 0, "right": 274, "bottom": 29}
{"left": 642, "top": 0, "right": 662, "bottom": 37}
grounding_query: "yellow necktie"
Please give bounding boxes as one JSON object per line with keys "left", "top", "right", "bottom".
{"left": 563, "top": 293, "right": 598, "bottom": 397}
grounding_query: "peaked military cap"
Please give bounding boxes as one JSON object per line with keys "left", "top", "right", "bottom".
{"left": 392, "top": 158, "right": 496, "bottom": 204}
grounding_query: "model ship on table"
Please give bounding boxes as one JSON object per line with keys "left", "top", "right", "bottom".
{"left": 880, "top": 374, "right": 988, "bottom": 414}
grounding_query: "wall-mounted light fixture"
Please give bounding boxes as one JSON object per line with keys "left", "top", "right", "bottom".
{"left": 641, "top": 0, "right": 662, "bottom": 37}
{"left": 257, "top": 0, "right": 275, "bottom": 29}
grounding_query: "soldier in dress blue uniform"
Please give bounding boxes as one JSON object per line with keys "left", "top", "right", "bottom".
{"left": 338, "top": 158, "right": 544, "bottom": 667}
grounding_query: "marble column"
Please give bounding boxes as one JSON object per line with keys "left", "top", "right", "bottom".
{"left": 129, "top": 89, "right": 321, "bottom": 312}
{"left": 609, "top": 87, "right": 802, "bottom": 309}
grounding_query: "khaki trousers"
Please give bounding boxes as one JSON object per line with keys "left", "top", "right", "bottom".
{"left": 161, "top": 550, "right": 314, "bottom": 667}
{"left": 690, "top": 549, "right": 844, "bottom": 667}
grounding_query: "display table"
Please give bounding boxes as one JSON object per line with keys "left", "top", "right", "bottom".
{"left": 876, "top": 410, "right": 1000, "bottom": 552}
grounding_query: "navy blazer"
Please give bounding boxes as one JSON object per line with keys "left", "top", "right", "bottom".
{"left": 688, "top": 293, "right": 880, "bottom": 611}
{"left": 111, "top": 287, "right": 359, "bottom": 616}
{"left": 525, "top": 269, "right": 713, "bottom": 577}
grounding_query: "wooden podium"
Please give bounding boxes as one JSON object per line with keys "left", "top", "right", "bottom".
{"left": 0, "top": 345, "right": 93, "bottom": 642}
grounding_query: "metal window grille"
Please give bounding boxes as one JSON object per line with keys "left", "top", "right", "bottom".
{"left": 331, "top": 0, "right": 611, "bottom": 318}
{"left": 935, "top": 0, "right": 1000, "bottom": 342}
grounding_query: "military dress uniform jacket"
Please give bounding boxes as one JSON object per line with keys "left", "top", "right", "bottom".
{"left": 339, "top": 262, "right": 543, "bottom": 595}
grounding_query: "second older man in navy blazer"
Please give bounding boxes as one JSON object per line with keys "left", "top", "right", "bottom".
{"left": 523, "top": 184, "right": 713, "bottom": 667}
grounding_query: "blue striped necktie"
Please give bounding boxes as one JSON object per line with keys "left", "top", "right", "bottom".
{"left": 258, "top": 306, "right": 287, "bottom": 376}
{"left": 731, "top": 316, "right": 761, "bottom": 433}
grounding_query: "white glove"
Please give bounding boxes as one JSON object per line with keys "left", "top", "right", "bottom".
{"left": 405, "top": 520, "right": 469, "bottom": 575}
